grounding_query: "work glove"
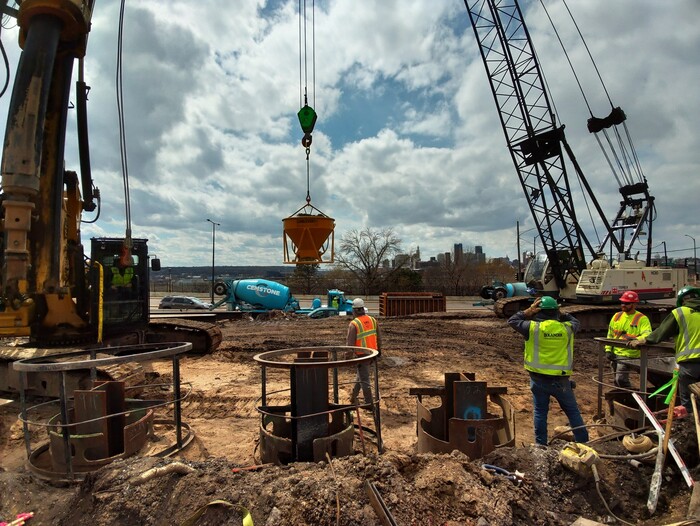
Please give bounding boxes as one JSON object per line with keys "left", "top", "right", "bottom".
{"left": 523, "top": 298, "right": 541, "bottom": 318}
{"left": 628, "top": 338, "right": 646, "bottom": 348}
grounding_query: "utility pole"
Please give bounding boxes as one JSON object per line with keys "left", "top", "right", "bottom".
{"left": 686, "top": 234, "right": 697, "bottom": 282}
{"left": 662, "top": 241, "right": 668, "bottom": 267}
{"left": 206, "top": 219, "right": 220, "bottom": 303}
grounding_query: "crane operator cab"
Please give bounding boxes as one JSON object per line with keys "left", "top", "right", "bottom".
{"left": 91, "top": 238, "right": 150, "bottom": 337}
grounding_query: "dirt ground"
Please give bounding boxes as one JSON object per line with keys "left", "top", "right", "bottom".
{"left": 1, "top": 310, "right": 700, "bottom": 525}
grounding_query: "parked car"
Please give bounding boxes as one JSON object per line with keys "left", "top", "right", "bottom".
{"left": 158, "top": 296, "right": 213, "bottom": 310}
{"left": 307, "top": 307, "right": 340, "bottom": 319}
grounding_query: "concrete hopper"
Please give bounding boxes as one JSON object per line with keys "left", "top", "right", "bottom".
{"left": 283, "top": 203, "right": 335, "bottom": 264}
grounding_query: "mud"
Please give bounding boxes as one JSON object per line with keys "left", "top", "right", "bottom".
{"left": 1, "top": 311, "right": 698, "bottom": 525}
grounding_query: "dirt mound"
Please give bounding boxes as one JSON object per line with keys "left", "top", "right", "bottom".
{"left": 1, "top": 312, "right": 699, "bottom": 525}
{"left": 45, "top": 434, "right": 697, "bottom": 526}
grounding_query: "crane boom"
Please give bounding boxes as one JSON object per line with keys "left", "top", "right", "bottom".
{"left": 465, "top": 0, "right": 685, "bottom": 317}
{"left": 465, "top": 0, "right": 591, "bottom": 290}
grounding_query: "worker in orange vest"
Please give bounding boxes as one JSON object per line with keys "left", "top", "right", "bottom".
{"left": 347, "top": 298, "right": 381, "bottom": 408}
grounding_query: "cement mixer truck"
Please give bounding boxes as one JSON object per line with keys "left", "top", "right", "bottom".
{"left": 211, "top": 279, "right": 354, "bottom": 317}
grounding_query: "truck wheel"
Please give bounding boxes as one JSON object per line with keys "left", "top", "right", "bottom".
{"left": 492, "top": 287, "right": 508, "bottom": 300}
{"left": 480, "top": 286, "right": 493, "bottom": 299}
{"left": 214, "top": 282, "right": 228, "bottom": 296}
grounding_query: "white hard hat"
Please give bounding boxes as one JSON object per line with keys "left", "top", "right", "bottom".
{"left": 352, "top": 298, "right": 365, "bottom": 309}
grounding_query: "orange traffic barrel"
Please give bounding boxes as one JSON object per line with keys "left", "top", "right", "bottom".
{"left": 282, "top": 203, "right": 335, "bottom": 264}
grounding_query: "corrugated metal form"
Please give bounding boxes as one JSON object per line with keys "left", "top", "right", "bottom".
{"left": 379, "top": 292, "right": 446, "bottom": 317}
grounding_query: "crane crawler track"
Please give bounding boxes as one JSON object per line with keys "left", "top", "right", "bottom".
{"left": 494, "top": 297, "right": 674, "bottom": 334}
{"left": 147, "top": 319, "right": 222, "bottom": 354}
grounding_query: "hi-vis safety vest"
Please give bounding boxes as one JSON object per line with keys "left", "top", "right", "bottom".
{"left": 111, "top": 266, "right": 134, "bottom": 286}
{"left": 605, "top": 310, "right": 652, "bottom": 358}
{"left": 524, "top": 319, "right": 574, "bottom": 376}
{"left": 351, "top": 315, "right": 378, "bottom": 355}
{"left": 672, "top": 306, "right": 700, "bottom": 363}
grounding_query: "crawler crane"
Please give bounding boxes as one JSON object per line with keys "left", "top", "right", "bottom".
{"left": 464, "top": 0, "right": 687, "bottom": 329}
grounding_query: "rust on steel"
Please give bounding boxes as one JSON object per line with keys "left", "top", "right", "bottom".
{"left": 254, "top": 345, "right": 382, "bottom": 464}
{"left": 410, "top": 372, "right": 515, "bottom": 459}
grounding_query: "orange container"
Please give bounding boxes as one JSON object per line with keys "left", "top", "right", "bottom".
{"left": 379, "top": 292, "right": 446, "bottom": 317}
{"left": 282, "top": 203, "right": 335, "bottom": 264}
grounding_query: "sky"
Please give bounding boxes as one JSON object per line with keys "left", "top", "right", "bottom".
{"left": 0, "top": 0, "right": 699, "bottom": 268}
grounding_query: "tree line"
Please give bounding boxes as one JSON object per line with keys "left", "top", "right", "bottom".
{"left": 286, "top": 227, "right": 516, "bottom": 296}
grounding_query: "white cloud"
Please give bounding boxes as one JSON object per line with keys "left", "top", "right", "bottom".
{"left": 0, "top": 0, "right": 698, "bottom": 268}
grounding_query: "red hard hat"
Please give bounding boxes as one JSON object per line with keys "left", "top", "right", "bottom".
{"left": 620, "top": 291, "right": 639, "bottom": 303}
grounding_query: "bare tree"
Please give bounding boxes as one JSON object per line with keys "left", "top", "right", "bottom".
{"left": 336, "top": 227, "right": 404, "bottom": 295}
{"left": 287, "top": 264, "right": 319, "bottom": 294}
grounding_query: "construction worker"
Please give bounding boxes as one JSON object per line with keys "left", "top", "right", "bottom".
{"left": 508, "top": 296, "right": 589, "bottom": 445}
{"left": 110, "top": 260, "right": 134, "bottom": 288}
{"left": 630, "top": 286, "right": 700, "bottom": 412}
{"left": 347, "top": 298, "right": 380, "bottom": 407}
{"left": 604, "top": 290, "right": 652, "bottom": 388}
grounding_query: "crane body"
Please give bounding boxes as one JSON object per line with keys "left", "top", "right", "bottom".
{"left": 464, "top": 0, "right": 687, "bottom": 325}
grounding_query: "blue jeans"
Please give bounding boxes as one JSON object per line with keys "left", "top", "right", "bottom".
{"left": 529, "top": 373, "right": 589, "bottom": 445}
{"left": 678, "top": 361, "right": 700, "bottom": 412}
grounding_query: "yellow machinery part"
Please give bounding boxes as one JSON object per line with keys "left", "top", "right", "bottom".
{"left": 558, "top": 442, "right": 600, "bottom": 478}
{"left": 18, "top": 0, "right": 93, "bottom": 53}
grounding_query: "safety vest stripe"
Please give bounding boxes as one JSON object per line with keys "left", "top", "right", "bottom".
{"left": 527, "top": 321, "right": 573, "bottom": 371}
{"left": 352, "top": 317, "right": 378, "bottom": 349}
{"left": 675, "top": 307, "right": 700, "bottom": 360}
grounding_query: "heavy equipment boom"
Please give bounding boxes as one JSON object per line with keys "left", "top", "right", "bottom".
{"left": 0, "top": 1, "right": 221, "bottom": 395}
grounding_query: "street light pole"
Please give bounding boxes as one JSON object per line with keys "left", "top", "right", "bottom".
{"left": 206, "top": 219, "right": 220, "bottom": 303}
{"left": 516, "top": 221, "right": 521, "bottom": 281}
{"left": 686, "top": 234, "right": 697, "bottom": 282}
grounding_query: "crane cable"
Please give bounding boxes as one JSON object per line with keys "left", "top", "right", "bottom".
{"left": 559, "top": 0, "right": 645, "bottom": 187}
{"left": 298, "top": 0, "right": 317, "bottom": 205}
{"left": 116, "top": 0, "right": 133, "bottom": 251}
{"left": 539, "top": 0, "right": 644, "bottom": 188}
{"left": 0, "top": 5, "right": 16, "bottom": 99}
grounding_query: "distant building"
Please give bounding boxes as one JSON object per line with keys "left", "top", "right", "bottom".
{"left": 417, "top": 256, "right": 440, "bottom": 269}
{"left": 454, "top": 243, "right": 463, "bottom": 265}
{"left": 393, "top": 254, "right": 412, "bottom": 268}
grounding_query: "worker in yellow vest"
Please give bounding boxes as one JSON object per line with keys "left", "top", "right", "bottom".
{"left": 111, "top": 264, "right": 134, "bottom": 287}
{"left": 604, "top": 290, "right": 652, "bottom": 389}
{"left": 346, "top": 298, "right": 380, "bottom": 408}
{"left": 630, "top": 286, "right": 700, "bottom": 412}
{"left": 508, "top": 296, "right": 589, "bottom": 446}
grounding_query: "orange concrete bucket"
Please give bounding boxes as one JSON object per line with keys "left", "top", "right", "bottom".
{"left": 282, "top": 203, "right": 335, "bottom": 264}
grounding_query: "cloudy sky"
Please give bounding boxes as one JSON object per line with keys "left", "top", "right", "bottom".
{"left": 1, "top": 0, "right": 699, "bottom": 268}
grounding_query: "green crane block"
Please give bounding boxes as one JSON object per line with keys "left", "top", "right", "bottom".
{"left": 298, "top": 105, "right": 317, "bottom": 134}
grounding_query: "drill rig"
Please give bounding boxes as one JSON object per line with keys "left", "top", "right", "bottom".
{"left": 0, "top": 0, "right": 221, "bottom": 395}
{"left": 464, "top": 0, "right": 687, "bottom": 329}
